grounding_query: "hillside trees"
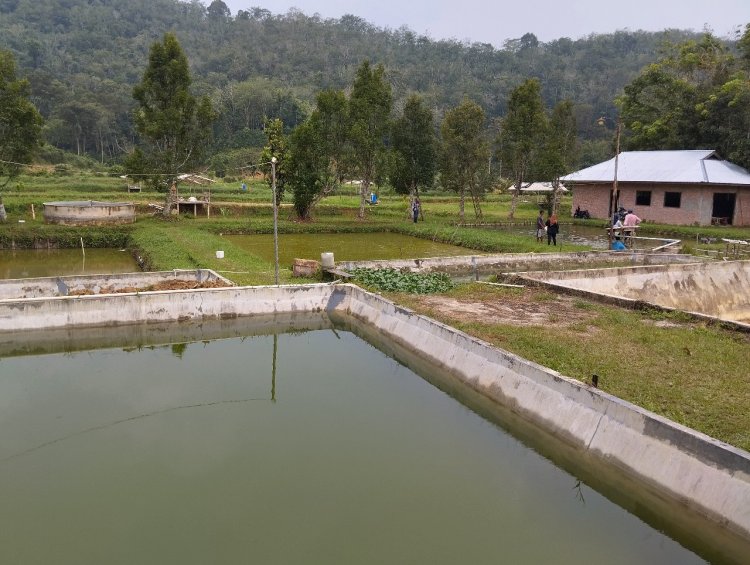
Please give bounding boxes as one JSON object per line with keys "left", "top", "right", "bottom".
{"left": 211, "top": 78, "right": 306, "bottom": 150}
{"left": 0, "top": 0, "right": 719, "bottom": 166}
{"left": 619, "top": 30, "right": 750, "bottom": 168}
{"left": 0, "top": 49, "right": 42, "bottom": 187}
{"left": 125, "top": 32, "right": 215, "bottom": 209}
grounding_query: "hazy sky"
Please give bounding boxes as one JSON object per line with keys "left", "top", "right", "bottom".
{"left": 223, "top": 0, "right": 748, "bottom": 46}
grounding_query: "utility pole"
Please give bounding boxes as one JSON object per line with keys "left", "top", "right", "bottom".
{"left": 271, "top": 157, "right": 279, "bottom": 286}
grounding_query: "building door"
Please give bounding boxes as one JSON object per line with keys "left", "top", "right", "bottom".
{"left": 712, "top": 193, "right": 736, "bottom": 225}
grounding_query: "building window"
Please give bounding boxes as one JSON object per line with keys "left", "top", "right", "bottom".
{"left": 664, "top": 192, "right": 681, "bottom": 208}
{"left": 635, "top": 191, "right": 652, "bottom": 206}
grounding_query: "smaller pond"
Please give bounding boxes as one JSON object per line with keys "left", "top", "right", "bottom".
{"left": 0, "top": 249, "right": 139, "bottom": 280}
{"left": 227, "top": 233, "right": 476, "bottom": 265}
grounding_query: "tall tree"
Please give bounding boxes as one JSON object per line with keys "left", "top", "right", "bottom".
{"left": 390, "top": 94, "right": 437, "bottom": 207}
{"left": 440, "top": 98, "right": 490, "bottom": 222}
{"left": 347, "top": 60, "right": 392, "bottom": 219}
{"left": 287, "top": 89, "right": 348, "bottom": 220}
{"left": 0, "top": 49, "right": 43, "bottom": 188}
{"left": 259, "top": 117, "right": 288, "bottom": 206}
{"left": 126, "top": 32, "right": 215, "bottom": 213}
{"left": 539, "top": 99, "right": 578, "bottom": 214}
{"left": 497, "top": 79, "right": 548, "bottom": 219}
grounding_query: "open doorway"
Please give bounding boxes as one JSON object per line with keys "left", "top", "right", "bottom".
{"left": 712, "top": 193, "right": 736, "bottom": 225}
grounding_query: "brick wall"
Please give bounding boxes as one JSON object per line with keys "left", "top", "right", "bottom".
{"left": 571, "top": 183, "right": 750, "bottom": 226}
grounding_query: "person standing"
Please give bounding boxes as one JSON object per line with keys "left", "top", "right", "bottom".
{"left": 546, "top": 213, "right": 559, "bottom": 246}
{"left": 536, "top": 210, "right": 545, "bottom": 242}
{"left": 623, "top": 209, "right": 641, "bottom": 227}
{"left": 412, "top": 198, "right": 420, "bottom": 223}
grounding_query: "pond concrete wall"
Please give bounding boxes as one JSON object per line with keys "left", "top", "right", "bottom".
{"left": 0, "top": 281, "right": 748, "bottom": 557}
{"left": 339, "top": 251, "right": 700, "bottom": 279}
{"left": 517, "top": 260, "right": 750, "bottom": 324}
{"left": 43, "top": 201, "right": 135, "bottom": 225}
{"left": 0, "top": 269, "right": 232, "bottom": 300}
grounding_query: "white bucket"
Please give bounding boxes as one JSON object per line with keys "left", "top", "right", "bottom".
{"left": 215, "top": 250, "right": 224, "bottom": 259}
{"left": 321, "top": 252, "right": 334, "bottom": 268}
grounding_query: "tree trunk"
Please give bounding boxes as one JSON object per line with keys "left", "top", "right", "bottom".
{"left": 551, "top": 177, "right": 560, "bottom": 216}
{"left": 358, "top": 180, "right": 368, "bottom": 219}
{"left": 459, "top": 187, "right": 465, "bottom": 223}
{"left": 163, "top": 181, "right": 178, "bottom": 217}
{"left": 509, "top": 180, "right": 521, "bottom": 219}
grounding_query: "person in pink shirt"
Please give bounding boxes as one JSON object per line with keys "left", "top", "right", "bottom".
{"left": 623, "top": 210, "right": 641, "bottom": 227}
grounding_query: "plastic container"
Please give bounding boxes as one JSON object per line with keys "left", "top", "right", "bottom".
{"left": 321, "top": 252, "right": 334, "bottom": 268}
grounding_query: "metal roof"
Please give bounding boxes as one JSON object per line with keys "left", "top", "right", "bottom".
{"left": 561, "top": 150, "right": 750, "bottom": 186}
{"left": 519, "top": 181, "right": 568, "bottom": 193}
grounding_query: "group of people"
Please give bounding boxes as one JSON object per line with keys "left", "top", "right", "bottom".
{"left": 612, "top": 206, "right": 641, "bottom": 229}
{"left": 536, "top": 211, "right": 559, "bottom": 245}
{"left": 610, "top": 206, "right": 642, "bottom": 251}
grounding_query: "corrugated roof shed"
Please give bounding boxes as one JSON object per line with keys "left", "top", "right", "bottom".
{"left": 562, "top": 150, "right": 750, "bottom": 185}
{"left": 519, "top": 181, "right": 568, "bottom": 193}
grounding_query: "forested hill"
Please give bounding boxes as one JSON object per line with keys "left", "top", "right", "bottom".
{"left": 0, "top": 0, "right": 702, "bottom": 163}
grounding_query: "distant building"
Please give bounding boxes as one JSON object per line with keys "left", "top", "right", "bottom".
{"left": 562, "top": 150, "right": 750, "bottom": 226}
{"left": 518, "top": 181, "right": 568, "bottom": 194}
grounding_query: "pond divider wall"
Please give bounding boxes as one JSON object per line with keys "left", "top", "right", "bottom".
{"left": 338, "top": 251, "right": 701, "bottom": 279}
{"left": 0, "top": 269, "right": 233, "bottom": 300}
{"left": 0, "top": 281, "right": 748, "bottom": 555}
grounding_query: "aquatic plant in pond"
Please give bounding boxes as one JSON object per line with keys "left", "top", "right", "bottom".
{"left": 351, "top": 267, "right": 453, "bottom": 294}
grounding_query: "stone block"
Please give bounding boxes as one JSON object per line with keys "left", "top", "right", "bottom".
{"left": 292, "top": 258, "right": 320, "bottom": 278}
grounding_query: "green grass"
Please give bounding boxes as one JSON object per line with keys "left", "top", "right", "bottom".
{"left": 392, "top": 285, "right": 750, "bottom": 452}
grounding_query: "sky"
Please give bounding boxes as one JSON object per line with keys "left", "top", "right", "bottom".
{"left": 222, "top": 0, "right": 748, "bottom": 47}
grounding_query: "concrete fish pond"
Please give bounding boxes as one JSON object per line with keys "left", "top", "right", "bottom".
{"left": 0, "top": 269, "right": 233, "bottom": 301}
{"left": 43, "top": 200, "right": 136, "bottom": 225}
{"left": 514, "top": 259, "right": 750, "bottom": 328}
{"left": 0, "top": 248, "right": 139, "bottom": 279}
{"left": 0, "top": 282, "right": 748, "bottom": 562}
{"left": 0, "top": 314, "right": 714, "bottom": 564}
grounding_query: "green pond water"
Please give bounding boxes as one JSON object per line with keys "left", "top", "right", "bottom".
{"left": 0, "top": 248, "right": 138, "bottom": 279}
{"left": 0, "top": 321, "right": 711, "bottom": 565}
{"left": 227, "top": 233, "right": 475, "bottom": 265}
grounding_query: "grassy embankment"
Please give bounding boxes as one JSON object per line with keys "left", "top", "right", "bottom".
{"left": 388, "top": 283, "right": 750, "bottom": 452}
{"left": 2, "top": 173, "right": 749, "bottom": 451}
